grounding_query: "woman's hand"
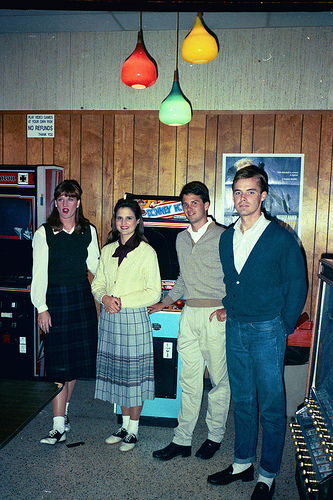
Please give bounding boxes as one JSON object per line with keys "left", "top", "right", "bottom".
{"left": 38, "top": 310, "right": 52, "bottom": 333}
{"left": 209, "top": 308, "right": 227, "bottom": 323}
{"left": 102, "top": 295, "right": 121, "bottom": 314}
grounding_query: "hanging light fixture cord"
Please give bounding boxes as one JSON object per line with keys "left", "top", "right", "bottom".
{"left": 174, "top": 12, "right": 179, "bottom": 80}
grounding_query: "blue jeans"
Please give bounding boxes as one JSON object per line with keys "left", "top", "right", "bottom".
{"left": 226, "top": 315, "right": 287, "bottom": 478}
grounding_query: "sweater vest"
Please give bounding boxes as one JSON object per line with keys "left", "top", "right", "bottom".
{"left": 44, "top": 223, "right": 91, "bottom": 285}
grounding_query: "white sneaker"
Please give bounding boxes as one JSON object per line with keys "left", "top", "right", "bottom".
{"left": 105, "top": 427, "right": 128, "bottom": 444}
{"left": 40, "top": 429, "right": 66, "bottom": 445}
{"left": 119, "top": 433, "right": 137, "bottom": 452}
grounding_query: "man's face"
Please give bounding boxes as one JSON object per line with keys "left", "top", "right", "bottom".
{"left": 182, "top": 193, "right": 209, "bottom": 229}
{"left": 233, "top": 177, "right": 267, "bottom": 220}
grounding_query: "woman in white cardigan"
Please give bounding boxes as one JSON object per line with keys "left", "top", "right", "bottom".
{"left": 92, "top": 198, "right": 161, "bottom": 452}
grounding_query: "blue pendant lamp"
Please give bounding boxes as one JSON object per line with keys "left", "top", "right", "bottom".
{"left": 159, "top": 13, "right": 192, "bottom": 127}
{"left": 121, "top": 12, "right": 157, "bottom": 89}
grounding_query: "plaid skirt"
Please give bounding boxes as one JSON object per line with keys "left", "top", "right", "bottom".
{"left": 95, "top": 307, "right": 155, "bottom": 407}
{"left": 43, "top": 280, "right": 98, "bottom": 381}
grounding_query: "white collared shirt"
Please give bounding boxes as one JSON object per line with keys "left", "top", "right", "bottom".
{"left": 233, "top": 213, "right": 270, "bottom": 273}
{"left": 187, "top": 218, "right": 212, "bottom": 243}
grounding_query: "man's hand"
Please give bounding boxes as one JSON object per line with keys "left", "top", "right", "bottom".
{"left": 38, "top": 310, "right": 52, "bottom": 333}
{"left": 102, "top": 295, "right": 121, "bottom": 314}
{"left": 148, "top": 302, "right": 166, "bottom": 315}
{"left": 209, "top": 308, "right": 227, "bottom": 323}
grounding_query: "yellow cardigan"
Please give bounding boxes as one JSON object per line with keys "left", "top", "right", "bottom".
{"left": 91, "top": 240, "right": 161, "bottom": 309}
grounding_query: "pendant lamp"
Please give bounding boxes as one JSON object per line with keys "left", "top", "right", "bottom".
{"left": 159, "top": 13, "right": 192, "bottom": 127}
{"left": 121, "top": 12, "right": 157, "bottom": 89}
{"left": 181, "top": 12, "right": 218, "bottom": 64}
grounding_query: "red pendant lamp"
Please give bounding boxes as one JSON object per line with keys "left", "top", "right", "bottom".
{"left": 121, "top": 12, "right": 157, "bottom": 89}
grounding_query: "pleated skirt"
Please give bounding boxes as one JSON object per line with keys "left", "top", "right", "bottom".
{"left": 43, "top": 279, "right": 98, "bottom": 381}
{"left": 95, "top": 307, "right": 155, "bottom": 407}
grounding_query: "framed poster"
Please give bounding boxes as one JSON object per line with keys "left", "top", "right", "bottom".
{"left": 222, "top": 154, "right": 304, "bottom": 237}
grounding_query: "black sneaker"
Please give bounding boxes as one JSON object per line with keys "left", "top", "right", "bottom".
{"left": 40, "top": 429, "right": 66, "bottom": 445}
{"left": 105, "top": 427, "right": 128, "bottom": 444}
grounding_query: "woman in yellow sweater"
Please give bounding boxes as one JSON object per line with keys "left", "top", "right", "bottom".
{"left": 92, "top": 198, "right": 161, "bottom": 452}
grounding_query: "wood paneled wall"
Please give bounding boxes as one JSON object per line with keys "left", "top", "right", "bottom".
{"left": 1, "top": 110, "right": 332, "bottom": 321}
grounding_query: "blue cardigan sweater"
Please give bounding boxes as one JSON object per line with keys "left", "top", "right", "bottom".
{"left": 219, "top": 220, "right": 308, "bottom": 335}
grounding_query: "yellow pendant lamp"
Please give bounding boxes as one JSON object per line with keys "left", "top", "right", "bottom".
{"left": 159, "top": 13, "right": 192, "bottom": 127}
{"left": 181, "top": 12, "right": 218, "bottom": 64}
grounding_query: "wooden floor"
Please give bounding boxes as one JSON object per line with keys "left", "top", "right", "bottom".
{"left": 0, "top": 379, "right": 61, "bottom": 449}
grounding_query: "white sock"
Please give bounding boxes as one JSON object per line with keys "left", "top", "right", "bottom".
{"left": 65, "top": 402, "right": 70, "bottom": 415}
{"left": 127, "top": 419, "right": 139, "bottom": 437}
{"left": 122, "top": 415, "right": 130, "bottom": 430}
{"left": 232, "top": 462, "right": 252, "bottom": 474}
{"left": 53, "top": 416, "right": 65, "bottom": 433}
{"left": 258, "top": 474, "right": 274, "bottom": 489}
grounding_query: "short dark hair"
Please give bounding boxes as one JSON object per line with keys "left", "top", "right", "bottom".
{"left": 179, "top": 181, "right": 210, "bottom": 205}
{"left": 232, "top": 166, "right": 269, "bottom": 194}
{"left": 105, "top": 198, "right": 148, "bottom": 247}
{"left": 47, "top": 179, "right": 89, "bottom": 233}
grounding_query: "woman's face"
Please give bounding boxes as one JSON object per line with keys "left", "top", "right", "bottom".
{"left": 55, "top": 193, "right": 80, "bottom": 225}
{"left": 115, "top": 207, "right": 139, "bottom": 243}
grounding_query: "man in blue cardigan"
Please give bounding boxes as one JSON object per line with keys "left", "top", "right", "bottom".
{"left": 207, "top": 165, "right": 307, "bottom": 500}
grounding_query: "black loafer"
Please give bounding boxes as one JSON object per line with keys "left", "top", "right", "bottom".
{"left": 207, "top": 464, "right": 254, "bottom": 485}
{"left": 153, "top": 442, "right": 191, "bottom": 461}
{"left": 251, "top": 480, "right": 275, "bottom": 499}
{"left": 195, "top": 439, "right": 221, "bottom": 459}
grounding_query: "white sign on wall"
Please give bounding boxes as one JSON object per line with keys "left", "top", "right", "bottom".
{"left": 27, "top": 114, "right": 54, "bottom": 138}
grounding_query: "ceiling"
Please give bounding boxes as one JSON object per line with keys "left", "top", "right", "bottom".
{"left": 1, "top": 0, "right": 333, "bottom": 34}
{"left": 1, "top": 7, "right": 332, "bottom": 33}
{"left": 1, "top": 1, "right": 333, "bottom": 11}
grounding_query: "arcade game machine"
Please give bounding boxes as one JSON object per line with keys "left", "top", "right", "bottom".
{"left": 118, "top": 193, "right": 189, "bottom": 426}
{"left": 290, "top": 259, "right": 333, "bottom": 499}
{"left": 0, "top": 165, "right": 64, "bottom": 379}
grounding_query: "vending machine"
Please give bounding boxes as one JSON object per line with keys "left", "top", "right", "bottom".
{"left": 0, "top": 165, "right": 64, "bottom": 379}
{"left": 116, "top": 193, "right": 188, "bottom": 426}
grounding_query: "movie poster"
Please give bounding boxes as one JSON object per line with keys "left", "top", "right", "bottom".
{"left": 222, "top": 154, "right": 304, "bottom": 237}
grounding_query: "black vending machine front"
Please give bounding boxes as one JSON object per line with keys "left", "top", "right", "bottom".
{"left": 0, "top": 165, "right": 64, "bottom": 379}
{"left": 290, "top": 259, "right": 333, "bottom": 500}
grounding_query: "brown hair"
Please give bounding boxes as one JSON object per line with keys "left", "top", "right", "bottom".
{"left": 179, "top": 181, "right": 210, "bottom": 205}
{"left": 105, "top": 198, "right": 147, "bottom": 248}
{"left": 47, "top": 179, "right": 89, "bottom": 233}
{"left": 232, "top": 165, "right": 269, "bottom": 194}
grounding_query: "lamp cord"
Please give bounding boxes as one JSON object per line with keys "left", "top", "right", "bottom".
{"left": 175, "top": 12, "right": 179, "bottom": 76}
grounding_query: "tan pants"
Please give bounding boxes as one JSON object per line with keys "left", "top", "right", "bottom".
{"left": 173, "top": 305, "right": 230, "bottom": 447}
